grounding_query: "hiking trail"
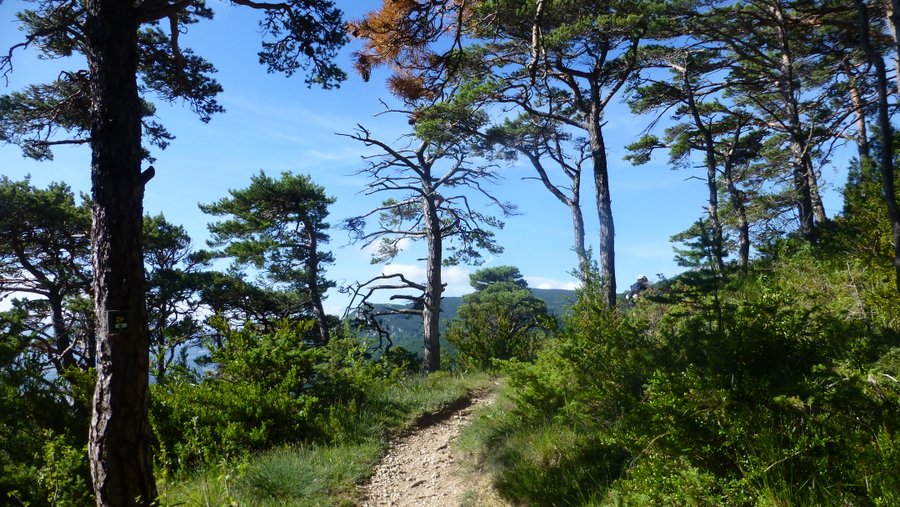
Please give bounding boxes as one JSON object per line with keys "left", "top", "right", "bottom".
{"left": 359, "top": 389, "right": 506, "bottom": 507}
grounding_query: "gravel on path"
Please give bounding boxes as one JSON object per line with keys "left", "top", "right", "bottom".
{"left": 358, "top": 390, "right": 505, "bottom": 507}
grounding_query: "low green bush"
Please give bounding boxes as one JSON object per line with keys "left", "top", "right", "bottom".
{"left": 464, "top": 258, "right": 900, "bottom": 506}
{"left": 151, "top": 318, "right": 405, "bottom": 474}
{"left": 157, "top": 370, "right": 493, "bottom": 505}
{"left": 446, "top": 266, "right": 557, "bottom": 370}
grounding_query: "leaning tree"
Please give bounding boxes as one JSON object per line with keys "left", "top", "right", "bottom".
{"left": 1, "top": 0, "right": 346, "bottom": 503}
{"left": 200, "top": 171, "right": 336, "bottom": 346}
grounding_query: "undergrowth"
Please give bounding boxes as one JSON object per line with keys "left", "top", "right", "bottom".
{"left": 458, "top": 240, "right": 900, "bottom": 506}
{"left": 155, "top": 370, "right": 492, "bottom": 506}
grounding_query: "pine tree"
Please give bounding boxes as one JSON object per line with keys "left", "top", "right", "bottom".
{"left": 1, "top": 1, "right": 346, "bottom": 502}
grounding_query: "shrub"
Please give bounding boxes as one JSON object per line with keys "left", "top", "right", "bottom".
{"left": 150, "top": 318, "right": 405, "bottom": 475}
{"left": 446, "top": 266, "right": 557, "bottom": 370}
{"left": 152, "top": 319, "right": 325, "bottom": 472}
{"left": 473, "top": 257, "right": 900, "bottom": 505}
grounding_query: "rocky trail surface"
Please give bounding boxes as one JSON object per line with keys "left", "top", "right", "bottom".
{"left": 359, "top": 390, "right": 506, "bottom": 507}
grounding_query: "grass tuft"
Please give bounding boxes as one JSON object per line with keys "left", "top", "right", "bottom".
{"left": 158, "top": 370, "right": 494, "bottom": 506}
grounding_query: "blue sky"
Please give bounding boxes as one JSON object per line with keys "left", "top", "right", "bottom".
{"left": 0, "top": 1, "right": 850, "bottom": 314}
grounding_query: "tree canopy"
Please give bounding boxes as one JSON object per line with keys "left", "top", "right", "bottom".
{"left": 201, "top": 171, "right": 336, "bottom": 345}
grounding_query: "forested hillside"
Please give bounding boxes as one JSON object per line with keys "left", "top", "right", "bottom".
{"left": 369, "top": 288, "right": 574, "bottom": 355}
{"left": 2, "top": 0, "right": 900, "bottom": 506}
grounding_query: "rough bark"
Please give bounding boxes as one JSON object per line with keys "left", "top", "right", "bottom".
{"left": 422, "top": 190, "right": 443, "bottom": 373}
{"left": 84, "top": 0, "right": 157, "bottom": 504}
{"left": 587, "top": 119, "right": 616, "bottom": 307}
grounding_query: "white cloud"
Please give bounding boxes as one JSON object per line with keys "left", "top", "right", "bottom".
{"left": 442, "top": 266, "right": 472, "bottom": 296}
{"left": 360, "top": 237, "right": 413, "bottom": 259}
{"left": 226, "top": 94, "right": 347, "bottom": 133}
{"left": 379, "top": 263, "right": 472, "bottom": 297}
{"left": 324, "top": 301, "right": 348, "bottom": 317}
{"left": 0, "top": 291, "right": 39, "bottom": 311}
{"left": 381, "top": 262, "right": 425, "bottom": 282}
{"left": 525, "top": 276, "right": 581, "bottom": 291}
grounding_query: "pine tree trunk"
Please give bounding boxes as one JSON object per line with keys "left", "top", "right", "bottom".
{"left": 422, "top": 193, "right": 442, "bottom": 372}
{"left": 588, "top": 121, "right": 616, "bottom": 308}
{"left": 684, "top": 70, "right": 726, "bottom": 274}
{"left": 304, "top": 219, "right": 330, "bottom": 345}
{"left": 790, "top": 133, "right": 816, "bottom": 239}
{"left": 50, "top": 291, "right": 91, "bottom": 422}
{"left": 520, "top": 151, "right": 588, "bottom": 281}
{"left": 773, "top": 1, "right": 817, "bottom": 239}
{"left": 843, "top": 58, "right": 871, "bottom": 160}
{"left": 570, "top": 199, "right": 590, "bottom": 283}
{"left": 48, "top": 292, "right": 78, "bottom": 373}
{"left": 84, "top": 0, "right": 157, "bottom": 504}
{"left": 723, "top": 159, "right": 750, "bottom": 273}
{"left": 805, "top": 155, "right": 828, "bottom": 225}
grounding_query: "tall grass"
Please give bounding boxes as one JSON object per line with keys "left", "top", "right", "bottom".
{"left": 157, "top": 370, "right": 493, "bottom": 506}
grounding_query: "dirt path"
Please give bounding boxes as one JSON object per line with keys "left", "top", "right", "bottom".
{"left": 359, "top": 390, "right": 505, "bottom": 507}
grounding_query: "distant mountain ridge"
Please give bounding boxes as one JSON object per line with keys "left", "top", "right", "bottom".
{"left": 367, "top": 288, "right": 576, "bottom": 355}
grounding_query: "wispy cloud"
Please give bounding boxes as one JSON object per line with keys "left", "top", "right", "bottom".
{"left": 307, "top": 147, "right": 367, "bottom": 162}
{"left": 224, "top": 94, "right": 350, "bottom": 133}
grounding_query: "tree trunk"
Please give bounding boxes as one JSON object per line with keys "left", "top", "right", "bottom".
{"left": 84, "top": 0, "right": 157, "bottom": 504}
{"left": 49, "top": 291, "right": 92, "bottom": 422}
{"left": 790, "top": 133, "right": 816, "bottom": 239}
{"left": 805, "top": 155, "right": 828, "bottom": 225}
{"left": 422, "top": 192, "right": 443, "bottom": 373}
{"left": 723, "top": 158, "right": 750, "bottom": 273}
{"left": 773, "top": 1, "right": 818, "bottom": 239}
{"left": 684, "top": 68, "right": 726, "bottom": 273}
{"left": 843, "top": 58, "right": 871, "bottom": 160}
{"left": 48, "top": 291, "right": 78, "bottom": 373}
{"left": 570, "top": 198, "right": 590, "bottom": 282}
{"left": 857, "top": 0, "right": 900, "bottom": 296}
{"left": 588, "top": 121, "right": 616, "bottom": 308}
{"left": 521, "top": 151, "right": 589, "bottom": 281}
{"left": 304, "top": 219, "right": 330, "bottom": 345}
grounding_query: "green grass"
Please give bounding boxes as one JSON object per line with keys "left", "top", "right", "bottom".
{"left": 457, "top": 384, "right": 631, "bottom": 507}
{"left": 157, "top": 370, "right": 494, "bottom": 506}
{"left": 156, "top": 442, "right": 379, "bottom": 507}
{"left": 373, "top": 370, "right": 492, "bottom": 431}
{"left": 236, "top": 443, "right": 381, "bottom": 506}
